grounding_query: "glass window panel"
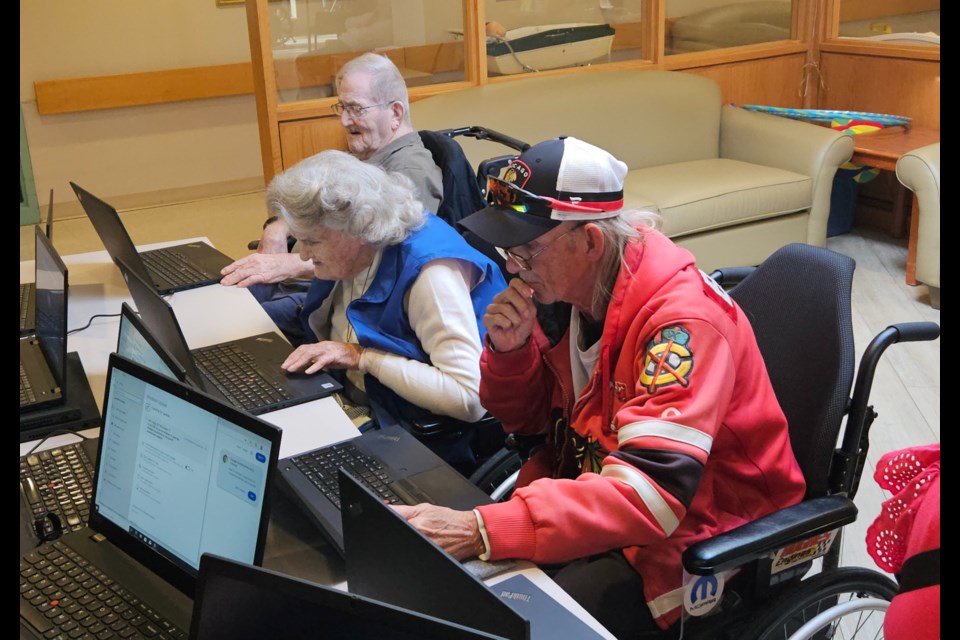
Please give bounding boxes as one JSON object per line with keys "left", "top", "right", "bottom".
{"left": 269, "top": 0, "right": 466, "bottom": 104}
{"left": 837, "top": 0, "right": 939, "bottom": 46}
{"left": 665, "top": 0, "right": 792, "bottom": 55}
{"left": 483, "top": 1, "right": 645, "bottom": 78}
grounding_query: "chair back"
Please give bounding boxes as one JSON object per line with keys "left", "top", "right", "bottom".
{"left": 418, "top": 129, "right": 509, "bottom": 277}
{"left": 729, "top": 243, "right": 856, "bottom": 498}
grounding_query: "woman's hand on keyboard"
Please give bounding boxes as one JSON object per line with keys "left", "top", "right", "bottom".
{"left": 282, "top": 341, "right": 364, "bottom": 373}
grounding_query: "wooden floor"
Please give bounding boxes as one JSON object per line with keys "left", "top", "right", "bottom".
{"left": 19, "top": 196, "right": 940, "bottom": 576}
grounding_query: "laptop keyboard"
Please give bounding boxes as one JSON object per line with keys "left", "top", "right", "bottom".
{"left": 193, "top": 343, "right": 291, "bottom": 412}
{"left": 20, "top": 442, "right": 95, "bottom": 537}
{"left": 292, "top": 442, "right": 404, "bottom": 509}
{"left": 21, "top": 362, "right": 37, "bottom": 407}
{"left": 21, "top": 283, "right": 33, "bottom": 330}
{"left": 141, "top": 248, "right": 213, "bottom": 288}
{"left": 20, "top": 540, "right": 187, "bottom": 640}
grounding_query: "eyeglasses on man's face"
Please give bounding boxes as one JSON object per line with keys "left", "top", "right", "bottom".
{"left": 496, "top": 226, "right": 579, "bottom": 272}
{"left": 330, "top": 100, "right": 396, "bottom": 118}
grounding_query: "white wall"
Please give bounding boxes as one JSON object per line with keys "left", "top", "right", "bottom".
{"left": 20, "top": 0, "right": 263, "bottom": 213}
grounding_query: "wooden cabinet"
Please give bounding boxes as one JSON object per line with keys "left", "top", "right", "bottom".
{"left": 244, "top": 0, "right": 938, "bottom": 182}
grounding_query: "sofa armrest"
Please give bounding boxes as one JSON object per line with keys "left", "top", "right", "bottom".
{"left": 896, "top": 143, "right": 940, "bottom": 291}
{"left": 720, "top": 106, "right": 854, "bottom": 246}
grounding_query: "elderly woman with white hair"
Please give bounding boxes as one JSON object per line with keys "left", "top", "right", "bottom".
{"left": 273, "top": 150, "right": 506, "bottom": 460}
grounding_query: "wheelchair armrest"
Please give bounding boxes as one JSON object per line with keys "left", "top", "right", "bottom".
{"left": 409, "top": 412, "right": 501, "bottom": 438}
{"left": 682, "top": 495, "right": 857, "bottom": 575}
{"left": 708, "top": 266, "right": 755, "bottom": 288}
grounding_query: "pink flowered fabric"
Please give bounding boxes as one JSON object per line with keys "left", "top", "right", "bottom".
{"left": 866, "top": 443, "right": 940, "bottom": 573}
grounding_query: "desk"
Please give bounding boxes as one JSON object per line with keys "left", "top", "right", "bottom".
{"left": 19, "top": 239, "right": 616, "bottom": 638}
{"left": 851, "top": 126, "right": 940, "bottom": 285}
{"left": 19, "top": 238, "right": 359, "bottom": 458}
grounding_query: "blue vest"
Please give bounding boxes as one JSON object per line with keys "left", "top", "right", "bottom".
{"left": 299, "top": 216, "right": 506, "bottom": 422}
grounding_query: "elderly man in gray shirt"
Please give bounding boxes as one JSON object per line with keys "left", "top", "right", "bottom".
{"left": 221, "top": 53, "right": 442, "bottom": 343}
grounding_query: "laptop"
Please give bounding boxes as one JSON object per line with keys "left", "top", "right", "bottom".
{"left": 70, "top": 181, "right": 233, "bottom": 295}
{"left": 341, "top": 470, "right": 607, "bottom": 640}
{"left": 117, "top": 301, "right": 188, "bottom": 383}
{"left": 116, "top": 255, "right": 342, "bottom": 415}
{"left": 190, "top": 554, "right": 506, "bottom": 639}
{"left": 278, "top": 424, "right": 493, "bottom": 556}
{"left": 19, "top": 354, "right": 282, "bottom": 639}
{"left": 20, "top": 224, "right": 68, "bottom": 412}
{"left": 20, "top": 189, "right": 55, "bottom": 336}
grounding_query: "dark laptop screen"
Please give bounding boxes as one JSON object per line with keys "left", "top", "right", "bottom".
{"left": 115, "top": 257, "right": 207, "bottom": 390}
{"left": 92, "top": 356, "right": 279, "bottom": 589}
{"left": 191, "top": 555, "right": 504, "bottom": 640}
{"left": 34, "top": 226, "right": 68, "bottom": 385}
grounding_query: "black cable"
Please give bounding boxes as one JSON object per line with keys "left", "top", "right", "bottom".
{"left": 68, "top": 312, "right": 121, "bottom": 335}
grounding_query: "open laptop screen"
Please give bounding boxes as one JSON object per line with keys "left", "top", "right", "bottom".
{"left": 91, "top": 354, "right": 281, "bottom": 595}
{"left": 34, "top": 226, "right": 68, "bottom": 386}
{"left": 117, "top": 302, "right": 186, "bottom": 382}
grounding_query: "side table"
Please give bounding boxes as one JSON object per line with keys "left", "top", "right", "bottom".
{"left": 850, "top": 127, "right": 940, "bottom": 285}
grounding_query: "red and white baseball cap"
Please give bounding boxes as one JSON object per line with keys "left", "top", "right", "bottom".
{"left": 458, "top": 136, "right": 627, "bottom": 247}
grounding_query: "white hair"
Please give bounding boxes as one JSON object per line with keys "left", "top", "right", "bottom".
{"left": 335, "top": 52, "right": 411, "bottom": 126}
{"left": 267, "top": 150, "right": 426, "bottom": 246}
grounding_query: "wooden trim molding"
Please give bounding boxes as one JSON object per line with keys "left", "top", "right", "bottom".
{"left": 35, "top": 63, "right": 254, "bottom": 115}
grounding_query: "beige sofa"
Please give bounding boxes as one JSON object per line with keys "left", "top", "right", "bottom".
{"left": 896, "top": 143, "right": 940, "bottom": 308}
{"left": 410, "top": 69, "right": 854, "bottom": 270}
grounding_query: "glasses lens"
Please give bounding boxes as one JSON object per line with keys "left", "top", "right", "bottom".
{"left": 494, "top": 247, "right": 529, "bottom": 270}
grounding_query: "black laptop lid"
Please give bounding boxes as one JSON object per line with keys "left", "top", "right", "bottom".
{"left": 90, "top": 354, "right": 282, "bottom": 597}
{"left": 34, "top": 224, "right": 68, "bottom": 387}
{"left": 117, "top": 302, "right": 188, "bottom": 382}
{"left": 114, "top": 256, "right": 208, "bottom": 391}
{"left": 70, "top": 182, "right": 156, "bottom": 288}
{"left": 190, "top": 554, "right": 505, "bottom": 640}
{"left": 341, "top": 469, "right": 530, "bottom": 640}
{"left": 43, "top": 188, "right": 54, "bottom": 240}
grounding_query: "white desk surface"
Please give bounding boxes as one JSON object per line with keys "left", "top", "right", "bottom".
{"left": 20, "top": 239, "right": 615, "bottom": 639}
{"left": 20, "top": 238, "right": 358, "bottom": 459}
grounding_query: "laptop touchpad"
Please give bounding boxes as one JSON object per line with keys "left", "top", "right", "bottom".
{"left": 390, "top": 466, "right": 473, "bottom": 507}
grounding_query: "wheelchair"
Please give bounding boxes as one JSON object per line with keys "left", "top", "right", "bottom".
{"left": 472, "top": 242, "right": 939, "bottom": 639}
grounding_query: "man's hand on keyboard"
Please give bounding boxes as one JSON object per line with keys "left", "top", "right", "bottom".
{"left": 393, "top": 503, "right": 486, "bottom": 561}
{"left": 282, "top": 341, "right": 364, "bottom": 373}
{"left": 220, "top": 252, "right": 312, "bottom": 287}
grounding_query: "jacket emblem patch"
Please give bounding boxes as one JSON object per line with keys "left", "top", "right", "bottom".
{"left": 639, "top": 325, "right": 694, "bottom": 394}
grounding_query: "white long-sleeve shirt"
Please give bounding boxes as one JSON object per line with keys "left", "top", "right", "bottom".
{"left": 309, "top": 255, "right": 485, "bottom": 422}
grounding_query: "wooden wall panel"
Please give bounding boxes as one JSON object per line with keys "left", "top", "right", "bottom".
{"left": 839, "top": 0, "right": 938, "bottom": 22}
{"left": 278, "top": 117, "right": 347, "bottom": 169}
{"left": 683, "top": 54, "right": 808, "bottom": 108}
{"left": 819, "top": 53, "right": 940, "bottom": 129}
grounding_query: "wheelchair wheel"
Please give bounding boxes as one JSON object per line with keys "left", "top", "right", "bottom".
{"left": 743, "top": 567, "right": 897, "bottom": 640}
{"left": 787, "top": 597, "right": 890, "bottom": 640}
{"left": 468, "top": 447, "right": 521, "bottom": 501}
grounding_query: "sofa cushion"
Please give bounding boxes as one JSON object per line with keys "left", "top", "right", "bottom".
{"left": 623, "top": 159, "right": 811, "bottom": 237}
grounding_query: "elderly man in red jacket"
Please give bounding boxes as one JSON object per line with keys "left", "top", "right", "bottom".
{"left": 396, "top": 137, "right": 806, "bottom": 638}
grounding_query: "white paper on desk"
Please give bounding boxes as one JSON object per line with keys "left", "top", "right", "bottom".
{"left": 258, "top": 396, "right": 360, "bottom": 459}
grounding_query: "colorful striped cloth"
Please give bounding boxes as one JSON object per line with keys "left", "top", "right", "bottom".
{"left": 736, "top": 105, "right": 912, "bottom": 183}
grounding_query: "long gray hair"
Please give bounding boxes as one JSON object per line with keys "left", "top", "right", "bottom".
{"left": 267, "top": 150, "right": 426, "bottom": 246}
{"left": 590, "top": 209, "right": 662, "bottom": 318}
